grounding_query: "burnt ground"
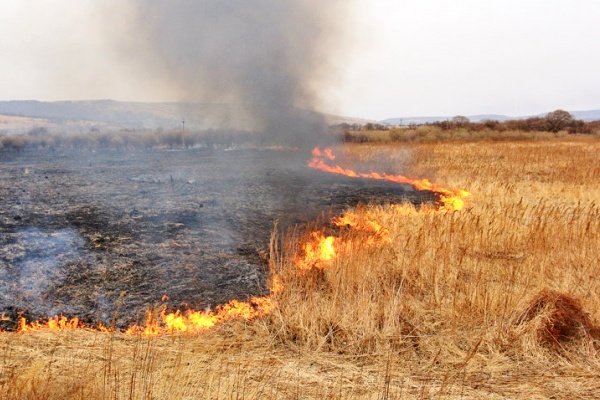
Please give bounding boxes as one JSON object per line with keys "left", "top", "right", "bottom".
{"left": 0, "top": 147, "right": 436, "bottom": 329}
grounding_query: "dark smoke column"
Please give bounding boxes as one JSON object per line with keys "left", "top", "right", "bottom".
{"left": 126, "top": 0, "right": 347, "bottom": 147}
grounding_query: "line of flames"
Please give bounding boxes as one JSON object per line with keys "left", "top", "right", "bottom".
{"left": 9, "top": 147, "right": 470, "bottom": 335}
{"left": 309, "top": 147, "right": 471, "bottom": 212}
{"left": 15, "top": 295, "right": 280, "bottom": 335}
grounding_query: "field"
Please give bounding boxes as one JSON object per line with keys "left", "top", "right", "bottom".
{"left": 1, "top": 137, "right": 600, "bottom": 399}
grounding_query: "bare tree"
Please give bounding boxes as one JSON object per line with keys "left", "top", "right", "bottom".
{"left": 451, "top": 116, "right": 470, "bottom": 127}
{"left": 545, "top": 110, "right": 574, "bottom": 132}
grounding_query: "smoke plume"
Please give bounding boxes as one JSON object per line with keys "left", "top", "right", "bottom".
{"left": 119, "top": 0, "right": 348, "bottom": 146}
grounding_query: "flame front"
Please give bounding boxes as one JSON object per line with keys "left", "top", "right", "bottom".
{"left": 308, "top": 147, "right": 470, "bottom": 211}
{"left": 8, "top": 146, "right": 471, "bottom": 336}
{"left": 16, "top": 294, "right": 277, "bottom": 337}
{"left": 17, "top": 316, "right": 84, "bottom": 333}
{"left": 123, "top": 296, "right": 276, "bottom": 335}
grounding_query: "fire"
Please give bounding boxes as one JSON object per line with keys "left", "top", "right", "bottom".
{"left": 270, "top": 274, "right": 284, "bottom": 295}
{"left": 12, "top": 297, "right": 274, "bottom": 336}
{"left": 14, "top": 296, "right": 276, "bottom": 336}
{"left": 296, "top": 232, "right": 337, "bottom": 271}
{"left": 311, "top": 147, "right": 336, "bottom": 160}
{"left": 124, "top": 296, "right": 275, "bottom": 335}
{"left": 17, "top": 315, "right": 85, "bottom": 333}
{"left": 6, "top": 146, "right": 471, "bottom": 337}
{"left": 292, "top": 147, "right": 472, "bottom": 270}
{"left": 308, "top": 147, "right": 470, "bottom": 211}
{"left": 324, "top": 148, "right": 336, "bottom": 160}
{"left": 333, "top": 210, "right": 391, "bottom": 245}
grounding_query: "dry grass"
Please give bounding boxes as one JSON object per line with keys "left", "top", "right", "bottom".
{"left": 344, "top": 127, "right": 600, "bottom": 143}
{"left": 2, "top": 137, "right": 600, "bottom": 398}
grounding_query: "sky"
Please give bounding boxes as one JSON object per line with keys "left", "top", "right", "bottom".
{"left": 0, "top": 0, "right": 599, "bottom": 120}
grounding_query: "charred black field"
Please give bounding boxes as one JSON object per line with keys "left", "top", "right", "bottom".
{"left": 0, "top": 147, "right": 434, "bottom": 329}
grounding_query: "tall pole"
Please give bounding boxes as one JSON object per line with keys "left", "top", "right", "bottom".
{"left": 181, "top": 120, "right": 186, "bottom": 148}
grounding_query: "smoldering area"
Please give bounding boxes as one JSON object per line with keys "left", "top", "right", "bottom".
{"left": 0, "top": 146, "right": 435, "bottom": 329}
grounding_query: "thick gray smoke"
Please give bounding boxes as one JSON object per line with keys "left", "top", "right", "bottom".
{"left": 122, "top": 0, "right": 347, "bottom": 146}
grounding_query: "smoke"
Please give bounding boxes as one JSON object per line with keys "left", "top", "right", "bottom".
{"left": 114, "top": 0, "right": 348, "bottom": 146}
{"left": 0, "top": 1, "right": 355, "bottom": 327}
{"left": 0, "top": 228, "right": 86, "bottom": 318}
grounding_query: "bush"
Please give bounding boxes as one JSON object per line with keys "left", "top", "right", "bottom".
{"left": 0, "top": 135, "right": 26, "bottom": 152}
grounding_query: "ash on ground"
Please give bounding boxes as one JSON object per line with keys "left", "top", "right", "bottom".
{"left": 0, "top": 148, "right": 434, "bottom": 329}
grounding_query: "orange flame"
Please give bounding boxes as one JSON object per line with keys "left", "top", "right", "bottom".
{"left": 123, "top": 296, "right": 275, "bottom": 336}
{"left": 333, "top": 210, "right": 391, "bottom": 245}
{"left": 270, "top": 275, "right": 284, "bottom": 295}
{"left": 14, "top": 296, "right": 276, "bottom": 336}
{"left": 311, "top": 147, "right": 336, "bottom": 160}
{"left": 17, "top": 316, "right": 84, "bottom": 333}
{"left": 309, "top": 147, "right": 470, "bottom": 211}
{"left": 296, "top": 232, "right": 337, "bottom": 271}
{"left": 323, "top": 148, "right": 336, "bottom": 161}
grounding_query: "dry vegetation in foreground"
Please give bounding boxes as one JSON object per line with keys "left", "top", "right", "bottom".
{"left": 2, "top": 137, "right": 600, "bottom": 399}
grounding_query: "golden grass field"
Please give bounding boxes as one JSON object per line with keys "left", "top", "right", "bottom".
{"left": 2, "top": 137, "right": 600, "bottom": 399}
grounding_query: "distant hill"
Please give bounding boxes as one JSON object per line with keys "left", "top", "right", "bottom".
{"left": 382, "top": 110, "right": 600, "bottom": 125}
{"left": 382, "top": 114, "right": 511, "bottom": 125}
{"left": 0, "top": 100, "right": 256, "bottom": 133}
{"left": 570, "top": 110, "right": 600, "bottom": 121}
{"left": 0, "top": 100, "right": 374, "bottom": 134}
{"left": 1, "top": 100, "right": 598, "bottom": 134}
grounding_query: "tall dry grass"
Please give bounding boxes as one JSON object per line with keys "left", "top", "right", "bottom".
{"left": 344, "top": 127, "right": 600, "bottom": 143}
{"left": 2, "top": 138, "right": 600, "bottom": 399}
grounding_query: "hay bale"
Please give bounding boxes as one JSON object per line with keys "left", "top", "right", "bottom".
{"left": 516, "top": 289, "right": 597, "bottom": 346}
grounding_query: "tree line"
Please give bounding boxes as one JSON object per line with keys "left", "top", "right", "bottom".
{"left": 336, "top": 110, "right": 599, "bottom": 135}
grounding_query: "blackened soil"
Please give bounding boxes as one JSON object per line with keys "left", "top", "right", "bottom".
{"left": 0, "top": 147, "right": 435, "bottom": 329}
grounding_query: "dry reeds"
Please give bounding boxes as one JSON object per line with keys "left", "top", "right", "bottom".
{"left": 0, "top": 129, "right": 253, "bottom": 152}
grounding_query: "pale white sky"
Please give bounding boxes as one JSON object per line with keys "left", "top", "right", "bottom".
{"left": 1, "top": 0, "right": 599, "bottom": 120}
